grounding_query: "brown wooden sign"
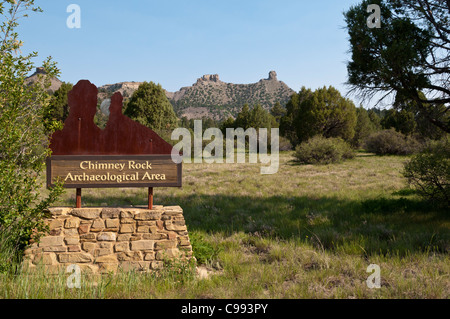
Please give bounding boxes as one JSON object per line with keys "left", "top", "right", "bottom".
{"left": 47, "top": 80, "right": 182, "bottom": 208}
{"left": 47, "top": 155, "right": 181, "bottom": 188}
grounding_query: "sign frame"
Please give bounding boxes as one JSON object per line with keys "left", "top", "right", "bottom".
{"left": 47, "top": 154, "right": 182, "bottom": 189}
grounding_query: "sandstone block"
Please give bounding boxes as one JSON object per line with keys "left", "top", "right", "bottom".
{"left": 64, "top": 228, "right": 79, "bottom": 236}
{"left": 165, "top": 221, "right": 187, "bottom": 232}
{"left": 134, "top": 211, "right": 161, "bottom": 221}
{"left": 65, "top": 218, "right": 80, "bottom": 229}
{"left": 117, "top": 234, "right": 131, "bottom": 242}
{"left": 156, "top": 248, "right": 180, "bottom": 260}
{"left": 120, "top": 210, "right": 136, "bottom": 218}
{"left": 49, "top": 219, "right": 64, "bottom": 229}
{"left": 64, "top": 236, "right": 80, "bottom": 245}
{"left": 71, "top": 208, "right": 101, "bottom": 220}
{"left": 58, "top": 253, "right": 92, "bottom": 263}
{"left": 137, "top": 226, "right": 150, "bottom": 233}
{"left": 155, "top": 240, "right": 177, "bottom": 250}
{"left": 48, "top": 207, "right": 71, "bottom": 216}
{"left": 95, "top": 255, "right": 118, "bottom": 263}
{"left": 33, "top": 253, "right": 57, "bottom": 265}
{"left": 137, "top": 221, "right": 156, "bottom": 226}
{"left": 91, "top": 219, "right": 105, "bottom": 231}
{"left": 42, "top": 246, "right": 67, "bottom": 252}
{"left": 80, "top": 233, "right": 96, "bottom": 242}
{"left": 82, "top": 242, "right": 97, "bottom": 254}
{"left": 68, "top": 245, "right": 81, "bottom": 252}
{"left": 114, "top": 242, "right": 129, "bottom": 252}
{"left": 105, "top": 219, "right": 120, "bottom": 229}
{"left": 119, "top": 224, "right": 135, "bottom": 234}
{"left": 120, "top": 218, "right": 135, "bottom": 224}
{"left": 101, "top": 208, "right": 120, "bottom": 219}
{"left": 120, "top": 261, "right": 150, "bottom": 272}
{"left": 131, "top": 240, "right": 154, "bottom": 251}
{"left": 78, "top": 224, "right": 90, "bottom": 234}
{"left": 144, "top": 252, "right": 155, "bottom": 261}
{"left": 178, "top": 236, "right": 191, "bottom": 246}
{"left": 117, "top": 251, "right": 142, "bottom": 261}
{"left": 143, "top": 233, "right": 166, "bottom": 240}
{"left": 39, "top": 236, "right": 64, "bottom": 247}
{"left": 97, "top": 232, "right": 116, "bottom": 241}
{"left": 94, "top": 248, "right": 111, "bottom": 257}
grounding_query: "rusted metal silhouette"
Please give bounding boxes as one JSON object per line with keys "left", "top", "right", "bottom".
{"left": 48, "top": 80, "right": 178, "bottom": 208}
{"left": 50, "top": 80, "right": 174, "bottom": 155}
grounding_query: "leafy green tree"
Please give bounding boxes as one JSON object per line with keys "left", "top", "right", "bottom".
{"left": 352, "top": 106, "right": 377, "bottom": 147}
{"left": 279, "top": 87, "right": 313, "bottom": 146}
{"left": 367, "top": 108, "right": 382, "bottom": 131}
{"left": 0, "top": 0, "right": 64, "bottom": 266}
{"left": 344, "top": 0, "right": 450, "bottom": 133}
{"left": 234, "top": 104, "right": 251, "bottom": 130}
{"left": 124, "top": 81, "right": 178, "bottom": 131}
{"left": 282, "top": 86, "right": 357, "bottom": 144}
{"left": 249, "top": 104, "right": 272, "bottom": 129}
{"left": 270, "top": 102, "right": 286, "bottom": 124}
{"left": 381, "top": 109, "right": 417, "bottom": 136}
{"left": 220, "top": 116, "right": 235, "bottom": 133}
{"left": 43, "top": 82, "right": 73, "bottom": 132}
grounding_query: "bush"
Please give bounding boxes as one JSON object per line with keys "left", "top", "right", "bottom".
{"left": 364, "top": 129, "right": 422, "bottom": 155}
{"left": 294, "top": 135, "right": 355, "bottom": 165}
{"left": 279, "top": 136, "right": 293, "bottom": 151}
{"left": 403, "top": 139, "right": 449, "bottom": 207}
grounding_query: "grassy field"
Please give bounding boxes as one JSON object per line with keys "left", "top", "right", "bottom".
{"left": 1, "top": 152, "right": 449, "bottom": 298}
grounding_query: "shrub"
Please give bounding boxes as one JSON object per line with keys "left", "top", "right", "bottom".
{"left": 294, "top": 135, "right": 355, "bottom": 165}
{"left": 364, "top": 129, "right": 422, "bottom": 155}
{"left": 403, "top": 139, "right": 450, "bottom": 207}
{"left": 279, "top": 136, "right": 293, "bottom": 151}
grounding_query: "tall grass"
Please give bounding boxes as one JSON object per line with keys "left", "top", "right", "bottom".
{"left": 1, "top": 152, "right": 449, "bottom": 299}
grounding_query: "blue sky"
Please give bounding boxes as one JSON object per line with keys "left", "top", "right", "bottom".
{"left": 17, "top": 0, "right": 367, "bottom": 104}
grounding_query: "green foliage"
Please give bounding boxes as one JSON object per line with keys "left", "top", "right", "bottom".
{"left": 381, "top": 109, "right": 416, "bottom": 136}
{"left": 0, "top": 0, "right": 64, "bottom": 265}
{"left": 367, "top": 108, "right": 382, "bottom": 131}
{"left": 344, "top": 0, "right": 449, "bottom": 133}
{"left": 225, "top": 103, "right": 276, "bottom": 131}
{"left": 403, "top": 139, "right": 450, "bottom": 207}
{"left": 278, "top": 136, "right": 293, "bottom": 151}
{"left": 279, "top": 87, "right": 312, "bottom": 146}
{"left": 42, "top": 82, "right": 73, "bottom": 132}
{"left": 124, "top": 81, "right": 178, "bottom": 131}
{"left": 189, "top": 232, "right": 221, "bottom": 265}
{"left": 280, "top": 86, "right": 357, "bottom": 145}
{"left": 234, "top": 104, "right": 251, "bottom": 130}
{"left": 364, "top": 129, "right": 422, "bottom": 155}
{"left": 352, "top": 106, "right": 377, "bottom": 147}
{"left": 270, "top": 102, "right": 286, "bottom": 124}
{"left": 294, "top": 136, "right": 355, "bottom": 165}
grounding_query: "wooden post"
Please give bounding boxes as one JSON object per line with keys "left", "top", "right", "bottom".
{"left": 76, "top": 188, "right": 82, "bottom": 208}
{"left": 148, "top": 187, "right": 153, "bottom": 209}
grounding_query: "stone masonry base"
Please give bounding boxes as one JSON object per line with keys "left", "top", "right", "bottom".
{"left": 23, "top": 206, "right": 193, "bottom": 274}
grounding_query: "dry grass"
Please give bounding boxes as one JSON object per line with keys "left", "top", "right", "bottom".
{"left": 1, "top": 152, "right": 448, "bottom": 299}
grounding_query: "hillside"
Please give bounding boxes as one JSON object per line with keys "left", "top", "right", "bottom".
{"left": 99, "top": 71, "right": 295, "bottom": 121}
{"left": 25, "top": 67, "right": 63, "bottom": 93}
{"left": 168, "top": 71, "right": 295, "bottom": 120}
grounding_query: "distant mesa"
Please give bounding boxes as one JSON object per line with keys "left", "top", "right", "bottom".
{"left": 196, "top": 74, "right": 221, "bottom": 85}
{"left": 25, "top": 69, "right": 295, "bottom": 121}
{"left": 25, "top": 67, "right": 63, "bottom": 93}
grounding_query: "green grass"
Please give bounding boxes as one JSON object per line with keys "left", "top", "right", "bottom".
{"left": 1, "top": 152, "right": 449, "bottom": 298}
